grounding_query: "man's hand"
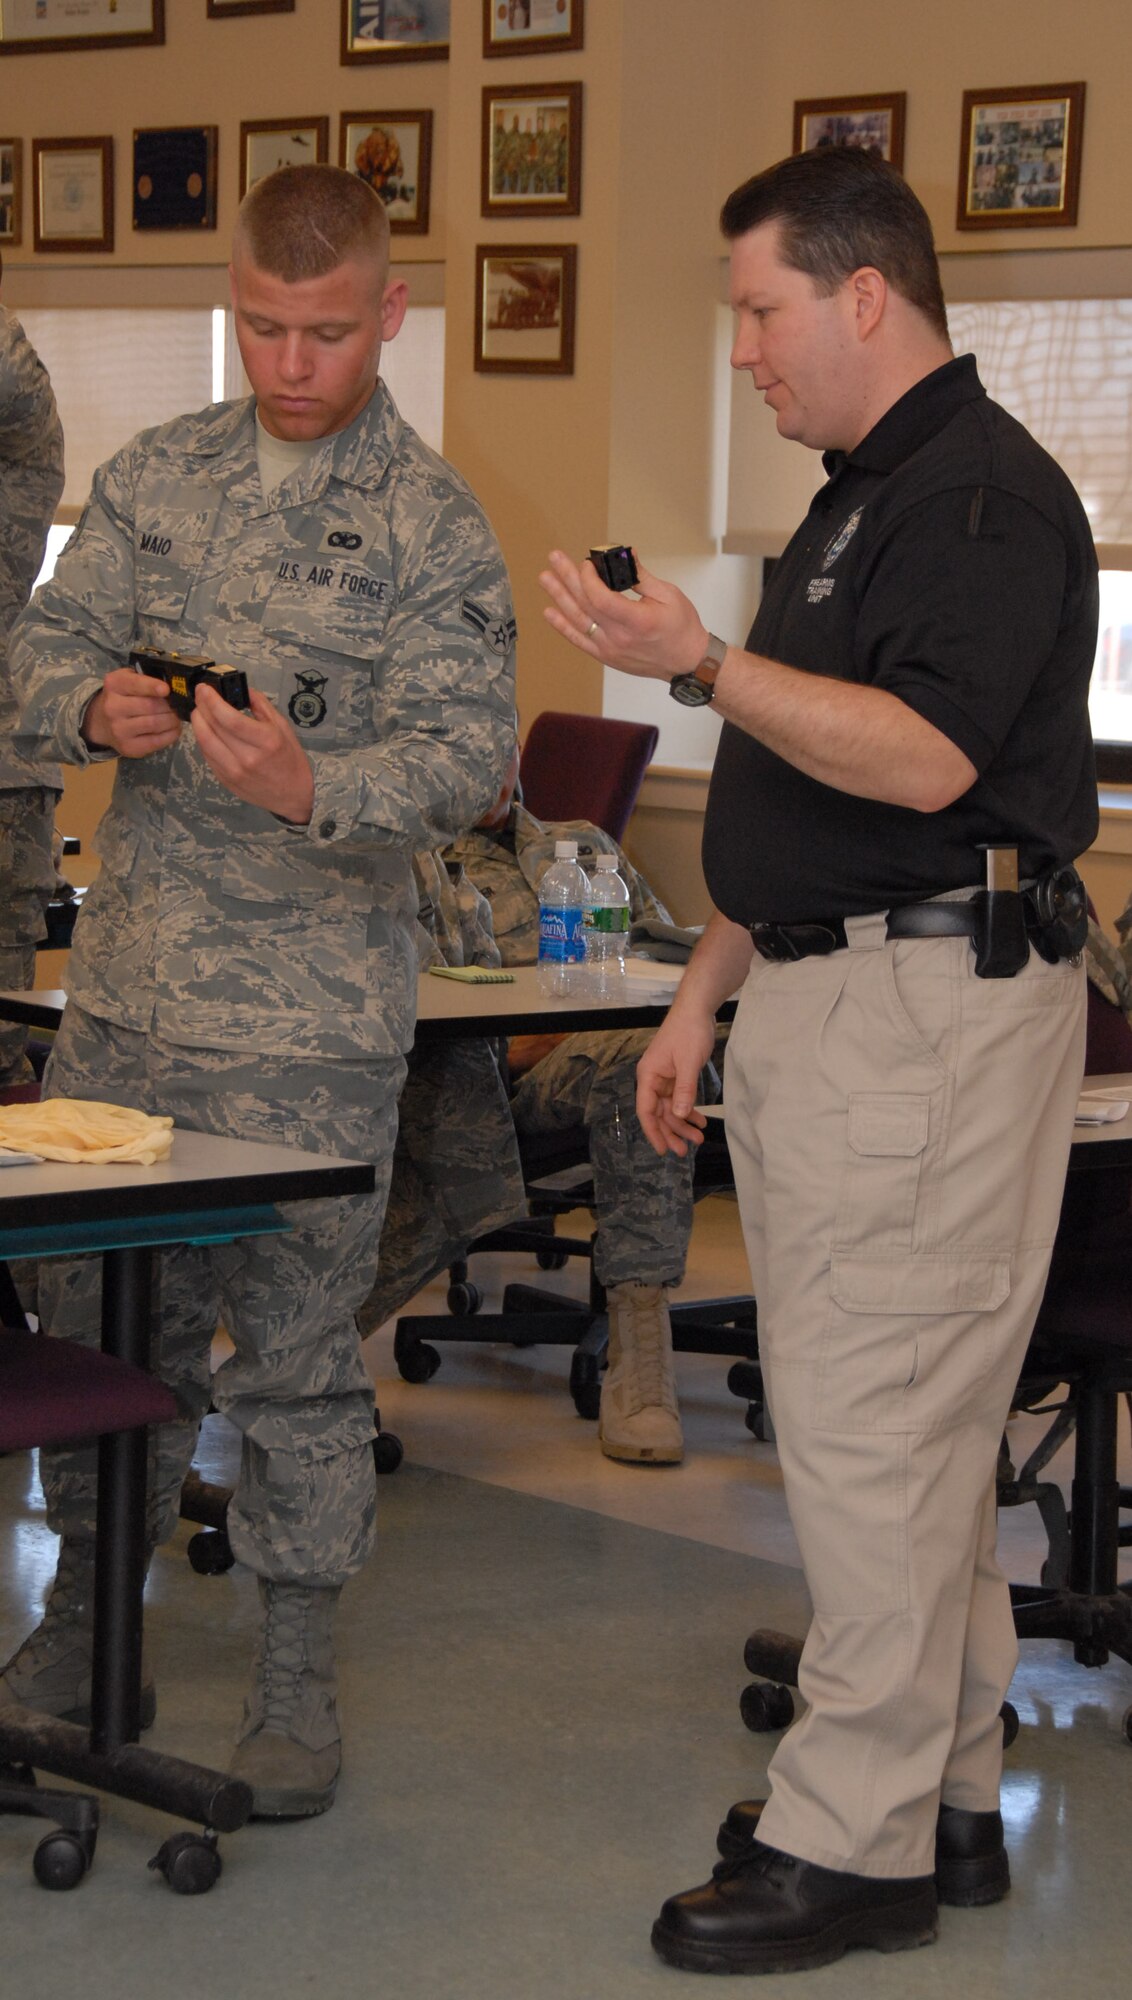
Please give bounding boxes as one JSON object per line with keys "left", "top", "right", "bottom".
{"left": 636, "top": 1008, "right": 714, "bottom": 1158}
{"left": 81, "top": 667, "right": 182, "bottom": 758}
{"left": 191, "top": 683, "right": 315, "bottom": 824}
{"left": 539, "top": 548, "right": 708, "bottom": 683}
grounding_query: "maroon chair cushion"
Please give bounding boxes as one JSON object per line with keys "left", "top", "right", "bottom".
{"left": 0, "top": 1332, "right": 179, "bottom": 1453}
{"left": 519, "top": 711, "right": 659, "bottom": 844}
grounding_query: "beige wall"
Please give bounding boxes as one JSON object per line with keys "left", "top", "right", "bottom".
{"left": 5, "top": 0, "right": 1132, "bottom": 954}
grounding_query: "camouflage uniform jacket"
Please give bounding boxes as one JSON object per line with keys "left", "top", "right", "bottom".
{"left": 5, "top": 382, "right": 516, "bottom": 1059}
{"left": 445, "top": 801, "right": 670, "bottom": 964}
{"left": 0, "top": 306, "right": 64, "bottom": 791}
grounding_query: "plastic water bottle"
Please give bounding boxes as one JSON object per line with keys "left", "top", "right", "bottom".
{"left": 583, "top": 852, "right": 631, "bottom": 999}
{"left": 537, "top": 839, "right": 589, "bottom": 997}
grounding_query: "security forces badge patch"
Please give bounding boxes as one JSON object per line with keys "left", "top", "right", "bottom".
{"left": 288, "top": 669, "right": 329, "bottom": 728}
{"left": 806, "top": 506, "right": 864, "bottom": 604}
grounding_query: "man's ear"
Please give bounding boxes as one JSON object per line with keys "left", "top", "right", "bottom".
{"left": 850, "top": 265, "right": 887, "bottom": 339}
{"left": 381, "top": 279, "right": 410, "bottom": 342}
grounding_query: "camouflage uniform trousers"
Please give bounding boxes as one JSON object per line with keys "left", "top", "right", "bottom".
{"left": 0, "top": 786, "right": 57, "bottom": 1086}
{"left": 510, "top": 1028, "right": 695, "bottom": 1289}
{"left": 37, "top": 1002, "right": 403, "bottom": 1586}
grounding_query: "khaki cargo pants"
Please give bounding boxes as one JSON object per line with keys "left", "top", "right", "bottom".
{"left": 723, "top": 916, "right": 1085, "bottom": 1878}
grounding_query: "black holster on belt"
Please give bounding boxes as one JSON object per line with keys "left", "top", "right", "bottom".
{"left": 971, "top": 888, "right": 1030, "bottom": 977}
{"left": 970, "top": 863, "right": 1088, "bottom": 977}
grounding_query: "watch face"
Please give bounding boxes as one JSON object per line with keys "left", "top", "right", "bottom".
{"left": 669, "top": 673, "right": 712, "bottom": 707}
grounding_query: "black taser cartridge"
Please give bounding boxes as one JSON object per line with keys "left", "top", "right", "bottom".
{"left": 129, "top": 647, "right": 251, "bottom": 722}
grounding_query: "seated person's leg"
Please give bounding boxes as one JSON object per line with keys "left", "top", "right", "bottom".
{"left": 356, "top": 1039, "right": 525, "bottom": 1338}
{"left": 510, "top": 1028, "right": 694, "bottom": 1465}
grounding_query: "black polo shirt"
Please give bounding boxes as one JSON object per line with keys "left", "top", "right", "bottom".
{"left": 702, "top": 355, "right": 1099, "bottom": 925}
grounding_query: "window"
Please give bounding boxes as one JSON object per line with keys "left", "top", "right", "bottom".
{"left": 947, "top": 298, "right": 1132, "bottom": 778}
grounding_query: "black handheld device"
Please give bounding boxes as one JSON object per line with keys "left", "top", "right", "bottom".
{"left": 129, "top": 647, "right": 251, "bottom": 722}
{"left": 588, "top": 545, "right": 638, "bottom": 593}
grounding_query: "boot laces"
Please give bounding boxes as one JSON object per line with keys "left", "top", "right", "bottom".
{"left": 258, "top": 1589, "right": 316, "bottom": 1729}
{"left": 612, "top": 1289, "right": 673, "bottom": 1409}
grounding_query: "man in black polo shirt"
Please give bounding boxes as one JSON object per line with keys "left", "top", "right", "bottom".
{"left": 540, "top": 147, "right": 1097, "bottom": 1975}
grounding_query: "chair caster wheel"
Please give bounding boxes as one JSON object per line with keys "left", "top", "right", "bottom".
{"left": 740, "top": 1681, "right": 794, "bottom": 1733}
{"left": 446, "top": 1280, "right": 482, "bottom": 1317}
{"left": 536, "top": 1247, "right": 569, "bottom": 1271}
{"left": 394, "top": 1332, "right": 441, "bottom": 1383}
{"left": 187, "top": 1527, "right": 235, "bottom": 1575}
{"left": 569, "top": 1349, "right": 602, "bottom": 1420}
{"left": 743, "top": 1401, "right": 767, "bottom": 1439}
{"left": 1000, "top": 1700, "right": 1019, "bottom": 1749}
{"left": 1122, "top": 1705, "right": 1132, "bottom": 1745}
{"left": 149, "top": 1830, "right": 222, "bottom": 1894}
{"left": 373, "top": 1429, "right": 403, "bottom": 1475}
{"left": 34, "top": 1828, "right": 93, "bottom": 1890}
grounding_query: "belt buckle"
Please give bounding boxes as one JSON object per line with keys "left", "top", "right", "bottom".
{"left": 750, "top": 923, "right": 798, "bottom": 962}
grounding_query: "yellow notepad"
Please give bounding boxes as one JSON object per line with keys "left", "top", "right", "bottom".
{"left": 428, "top": 965, "right": 515, "bottom": 984}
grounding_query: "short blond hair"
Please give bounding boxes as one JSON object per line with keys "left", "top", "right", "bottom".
{"left": 233, "top": 164, "right": 390, "bottom": 286}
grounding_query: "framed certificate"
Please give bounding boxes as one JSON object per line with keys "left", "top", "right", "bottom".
{"left": 33, "top": 136, "right": 114, "bottom": 252}
{"left": 0, "top": 1, "right": 163, "bottom": 55}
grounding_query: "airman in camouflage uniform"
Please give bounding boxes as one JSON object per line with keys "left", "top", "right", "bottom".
{"left": 0, "top": 290, "right": 65, "bottom": 1086}
{"left": 0, "top": 168, "right": 515, "bottom": 1818}
{"left": 360, "top": 760, "right": 697, "bottom": 1464}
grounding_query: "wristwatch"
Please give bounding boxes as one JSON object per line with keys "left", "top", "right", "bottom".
{"left": 669, "top": 632, "right": 727, "bottom": 708}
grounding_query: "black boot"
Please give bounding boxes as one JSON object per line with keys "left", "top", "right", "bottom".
{"left": 652, "top": 1838, "right": 938, "bottom": 1975}
{"left": 717, "top": 1797, "right": 1010, "bottom": 1907}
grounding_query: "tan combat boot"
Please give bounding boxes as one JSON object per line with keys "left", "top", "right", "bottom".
{"left": 229, "top": 1579, "right": 342, "bottom": 1818}
{"left": 0, "top": 1533, "right": 157, "bottom": 1728}
{"left": 599, "top": 1283, "right": 684, "bottom": 1465}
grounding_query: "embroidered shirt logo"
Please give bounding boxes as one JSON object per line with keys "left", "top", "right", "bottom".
{"left": 461, "top": 597, "right": 517, "bottom": 656}
{"left": 821, "top": 506, "right": 863, "bottom": 572}
{"left": 288, "top": 669, "right": 329, "bottom": 729}
{"left": 806, "top": 577, "right": 836, "bottom": 604}
{"left": 326, "top": 530, "right": 363, "bottom": 551}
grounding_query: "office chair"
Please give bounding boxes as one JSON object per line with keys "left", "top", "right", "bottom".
{"left": 393, "top": 1119, "right": 759, "bottom": 1419}
{"left": 519, "top": 710, "right": 659, "bottom": 843}
{"left": 738, "top": 974, "right": 1132, "bottom": 1744}
{"left": 0, "top": 1328, "right": 201, "bottom": 1890}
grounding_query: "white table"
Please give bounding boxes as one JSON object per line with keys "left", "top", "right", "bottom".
{"left": 0, "top": 1128, "right": 374, "bottom": 1874}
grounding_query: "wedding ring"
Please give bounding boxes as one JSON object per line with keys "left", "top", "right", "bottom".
{"left": 586, "top": 619, "right": 599, "bottom": 638}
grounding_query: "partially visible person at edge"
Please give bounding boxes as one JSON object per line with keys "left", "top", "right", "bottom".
{"left": 360, "top": 742, "right": 701, "bottom": 1465}
{"left": 0, "top": 165, "right": 516, "bottom": 1822}
{"left": 0, "top": 249, "right": 65, "bottom": 1089}
{"left": 541, "top": 145, "right": 1097, "bottom": 1977}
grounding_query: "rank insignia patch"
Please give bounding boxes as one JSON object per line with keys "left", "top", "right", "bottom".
{"left": 461, "top": 598, "right": 517, "bottom": 656}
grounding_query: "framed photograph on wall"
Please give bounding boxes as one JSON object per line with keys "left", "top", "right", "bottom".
{"left": 33, "top": 135, "right": 114, "bottom": 253}
{"left": 240, "top": 118, "right": 330, "bottom": 197}
{"left": 208, "top": 2, "right": 294, "bottom": 16}
{"left": 483, "top": 0, "right": 584, "bottom": 59}
{"left": 957, "top": 82, "right": 1085, "bottom": 229}
{"left": 340, "top": 110, "right": 433, "bottom": 233}
{"left": 133, "top": 126, "right": 218, "bottom": 231}
{"left": 0, "top": 137, "right": 21, "bottom": 244}
{"left": 475, "top": 243, "right": 577, "bottom": 375}
{"left": 340, "top": 0, "right": 449, "bottom": 65}
{"left": 0, "top": 1, "right": 164, "bottom": 55}
{"left": 792, "top": 92, "right": 906, "bottom": 169}
{"left": 482, "top": 81, "right": 581, "bottom": 217}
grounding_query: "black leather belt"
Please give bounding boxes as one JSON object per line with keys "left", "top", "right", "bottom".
{"left": 749, "top": 901, "right": 981, "bottom": 963}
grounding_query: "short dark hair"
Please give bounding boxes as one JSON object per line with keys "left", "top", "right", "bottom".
{"left": 234, "top": 164, "right": 389, "bottom": 286}
{"left": 720, "top": 148, "right": 948, "bottom": 340}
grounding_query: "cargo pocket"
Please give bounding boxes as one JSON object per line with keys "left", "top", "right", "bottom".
{"left": 815, "top": 1250, "right": 1011, "bottom": 1432}
{"left": 838, "top": 1091, "right": 932, "bottom": 1248}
